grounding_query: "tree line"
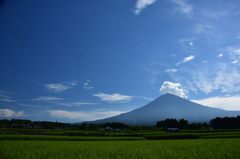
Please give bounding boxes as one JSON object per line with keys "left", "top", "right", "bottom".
{"left": 156, "top": 116, "right": 240, "bottom": 129}
{"left": 0, "top": 119, "right": 130, "bottom": 130}
{"left": 156, "top": 119, "right": 209, "bottom": 129}
{"left": 210, "top": 116, "right": 240, "bottom": 129}
{"left": 0, "top": 116, "right": 239, "bottom": 130}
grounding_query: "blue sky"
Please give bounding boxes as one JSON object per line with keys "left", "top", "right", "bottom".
{"left": 1, "top": 0, "right": 240, "bottom": 122}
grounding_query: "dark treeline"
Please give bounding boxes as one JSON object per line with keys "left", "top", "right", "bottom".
{"left": 0, "top": 116, "right": 240, "bottom": 130}
{"left": 156, "top": 119, "right": 209, "bottom": 129}
{"left": 210, "top": 116, "right": 240, "bottom": 129}
{"left": 156, "top": 116, "right": 240, "bottom": 129}
{"left": 0, "top": 119, "right": 131, "bottom": 130}
{"left": 0, "top": 119, "right": 76, "bottom": 129}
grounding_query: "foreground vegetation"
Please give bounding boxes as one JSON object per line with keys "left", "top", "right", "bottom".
{"left": 0, "top": 139, "right": 240, "bottom": 159}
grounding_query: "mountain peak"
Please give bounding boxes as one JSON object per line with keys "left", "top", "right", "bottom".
{"left": 160, "top": 93, "right": 187, "bottom": 99}
{"left": 93, "top": 93, "right": 240, "bottom": 125}
{"left": 153, "top": 93, "right": 187, "bottom": 104}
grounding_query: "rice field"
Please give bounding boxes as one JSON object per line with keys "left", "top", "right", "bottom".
{"left": 0, "top": 139, "right": 240, "bottom": 159}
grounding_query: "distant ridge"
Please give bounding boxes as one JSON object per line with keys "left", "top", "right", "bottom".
{"left": 91, "top": 93, "right": 240, "bottom": 125}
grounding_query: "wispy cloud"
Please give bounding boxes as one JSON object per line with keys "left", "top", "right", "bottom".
{"left": 83, "top": 80, "right": 94, "bottom": 90}
{"left": 192, "top": 96, "right": 240, "bottom": 111}
{"left": 69, "top": 80, "right": 80, "bottom": 86}
{"left": 32, "top": 96, "right": 97, "bottom": 107}
{"left": 179, "top": 38, "right": 194, "bottom": 47}
{"left": 143, "top": 62, "right": 169, "bottom": 84}
{"left": 0, "top": 109, "right": 24, "bottom": 118}
{"left": 45, "top": 83, "right": 70, "bottom": 93}
{"left": 143, "top": 1, "right": 240, "bottom": 97}
{"left": 213, "top": 64, "right": 240, "bottom": 93}
{"left": 179, "top": 63, "right": 240, "bottom": 94}
{"left": 134, "top": 0, "right": 157, "bottom": 15}
{"left": 47, "top": 109, "right": 125, "bottom": 121}
{"left": 200, "top": 3, "right": 238, "bottom": 20}
{"left": 192, "top": 24, "right": 213, "bottom": 34}
{"left": 225, "top": 46, "right": 240, "bottom": 64}
{"left": 33, "top": 96, "right": 64, "bottom": 102}
{"left": 170, "top": 0, "right": 193, "bottom": 16}
{"left": 159, "top": 81, "right": 188, "bottom": 98}
{"left": 43, "top": 80, "right": 80, "bottom": 93}
{"left": 176, "top": 55, "right": 195, "bottom": 66}
{"left": 93, "top": 92, "right": 133, "bottom": 103}
{"left": 165, "top": 68, "right": 178, "bottom": 73}
{"left": 218, "top": 53, "right": 223, "bottom": 58}
{"left": 135, "top": 96, "right": 154, "bottom": 101}
{"left": 0, "top": 91, "right": 16, "bottom": 102}
{"left": 18, "top": 103, "right": 42, "bottom": 108}
{"left": 58, "top": 102, "right": 97, "bottom": 107}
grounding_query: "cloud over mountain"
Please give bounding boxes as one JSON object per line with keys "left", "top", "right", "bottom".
{"left": 159, "top": 81, "right": 187, "bottom": 98}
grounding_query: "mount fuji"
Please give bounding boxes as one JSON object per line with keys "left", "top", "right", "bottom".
{"left": 92, "top": 93, "right": 240, "bottom": 125}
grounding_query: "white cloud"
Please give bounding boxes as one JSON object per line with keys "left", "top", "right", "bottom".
{"left": 44, "top": 81, "right": 80, "bottom": 93}
{"left": 176, "top": 55, "right": 195, "bottom": 66}
{"left": 134, "top": 0, "right": 157, "bottom": 15}
{"left": 33, "top": 96, "right": 63, "bottom": 102}
{"left": 192, "top": 96, "right": 240, "bottom": 111}
{"left": 159, "top": 81, "right": 188, "bottom": 98}
{"left": 83, "top": 80, "right": 94, "bottom": 90}
{"left": 0, "top": 109, "right": 24, "bottom": 118}
{"left": 47, "top": 110, "right": 125, "bottom": 121}
{"left": 170, "top": 0, "right": 193, "bottom": 15}
{"left": 93, "top": 92, "right": 133, "bottom": 102}
{"left": 183, "top": 55, "right": 195, "bottom": 62}
{"left": 218, "top": 53, "right": 223, "bottom": 58}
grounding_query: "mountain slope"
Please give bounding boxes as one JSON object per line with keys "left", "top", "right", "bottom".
{"left": 93, "top": 93, "right": 240, "bottom": 125}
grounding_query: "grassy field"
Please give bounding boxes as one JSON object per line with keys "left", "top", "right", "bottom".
{"left": 1, "top": 128, "right": 240, "bottom": 140}
{"left": 0, "top": 135, "right": 144, "bottom": 141}
{"left": 0, "top": 129, "right": 240, "bottom": 159}
{"left": 0, "top": 139, "right": 240, "bottom": 159}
